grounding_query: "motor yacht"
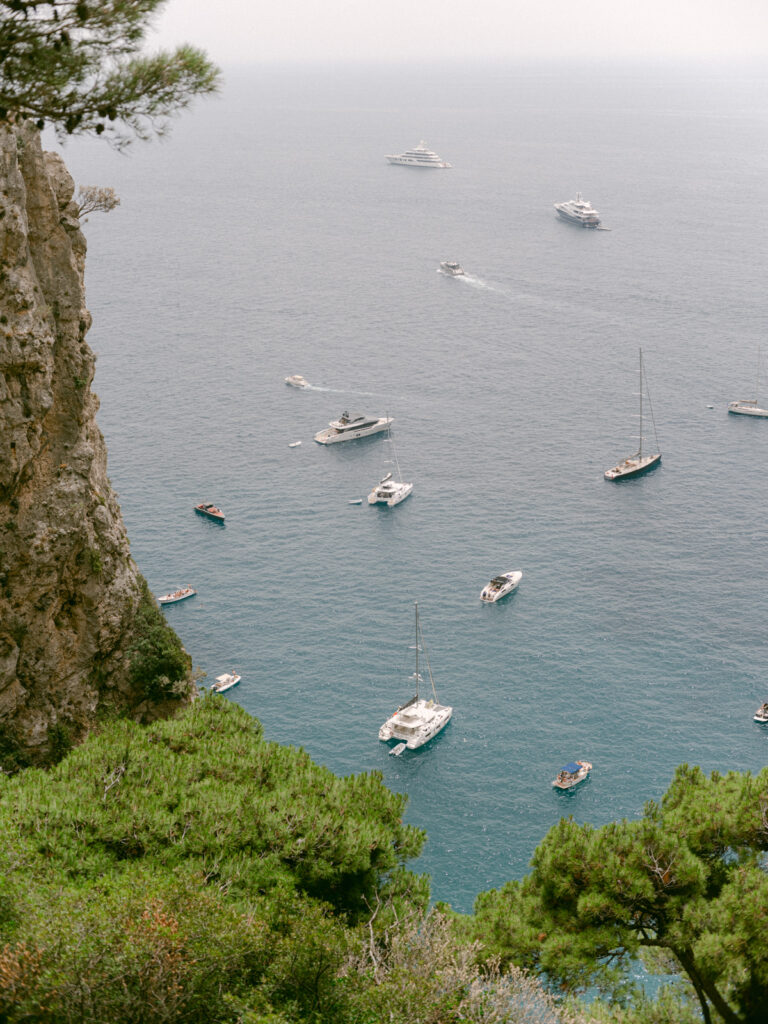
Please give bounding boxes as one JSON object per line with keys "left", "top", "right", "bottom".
{"left": 157, "top": 586, "right": 196, "bottom": 605}
{"left": 285, "top": 374, "right": 309, "bottom": 388}
{"left": 385, "top": 141, "right": 451, "bottom": 168}
{"left": 480, "top": 570, "right": 522, "bottom": 603}
{"left": 211, "top": 672, "right": 241, "bottom": 694}
{"left": 379, "top": 603, "right": 452, "bottom": 751}
{"left": 439, "top": 261, "right": 465, "bottom": 276}
{"left": 314, "top": 411, "right": 392, "bottom": 444}
{"left": 554, "top": 193, "right": 601, "bottom": 227}
{"left": 552, "top": 760, "right": 592, "bottom": 790}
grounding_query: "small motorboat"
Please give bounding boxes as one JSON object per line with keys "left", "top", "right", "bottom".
{"left": 157, "top": 586, "right": 196, "bottom": 605}
{"left": 439, "top": 261, "right": 465, "bottom": 277}
{"left": 285, "top": 374, "right": 309, "bottom": 388}
{"left": 288, "top": 441, "right": 302, "bottom": 448}
{"left": 753, "top": 703, "right": 768, "bottom": 724}
{"left": 389, "top": 742, "right": 407, "bottom": 756}
{"left": 211, "top": 671, "right": 241, "bottom": 694}
{"left": 552, "top": 760, "right": 592, "bottom": 790}
{"left": 195, "top": 502, "right": 225, "bottom": 522}
{"left": 480, "top": 570, "right": 522, "bottom": 603}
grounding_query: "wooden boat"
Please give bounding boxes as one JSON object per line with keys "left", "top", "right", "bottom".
{"left": 195, "top": 502, "right": 225, "bottom": 522}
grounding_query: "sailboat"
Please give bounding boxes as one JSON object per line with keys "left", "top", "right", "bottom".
{"left": 728, "top": 349, "right": 768, "bottom": 418}
{"left": 367, "top": 423, "right": 413, "bottom": 507}
{"left": 378, "top": 603, "right": 452, "bottom": 750}
{"left": 604, "top": 349, "right": 662, "bottom": 481}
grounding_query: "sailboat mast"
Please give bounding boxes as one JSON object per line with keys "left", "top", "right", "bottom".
{"left": 638, "top": 348, "right": 644, "bottom": 459}
{"left": 414, "top": 602, "right": 419, "bottom": 698}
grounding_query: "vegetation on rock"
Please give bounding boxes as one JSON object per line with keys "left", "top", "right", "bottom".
{"left": 0, "top": 697, "right": 578, "bottom": 1024}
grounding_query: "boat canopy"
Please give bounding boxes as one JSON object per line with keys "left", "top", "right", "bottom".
{"left": 561, "top": 762, "right": 582, "bottom": 774}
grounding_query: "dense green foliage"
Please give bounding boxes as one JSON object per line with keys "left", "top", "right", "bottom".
{"left": 0, "top": 0, "right": 220, "bottom": 144}
{"left": 127, "top": 577, "right": 192, "bottom": 700}
{"left": 0, "top": 697, "right": 579, "bottom": 1023}
{"left": 471, "top": 764, "right": 768, "bottom": 1024}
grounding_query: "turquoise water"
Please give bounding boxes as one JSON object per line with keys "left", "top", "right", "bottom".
{"left": 60, "top": 61, "right": 768, "bottom": 912}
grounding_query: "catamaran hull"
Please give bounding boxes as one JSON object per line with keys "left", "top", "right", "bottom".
{"left": 379, "top": 710, "right": 452, "bottom": 749}
{"left": 604, "top": 453, "right": 661, "bottom": 481}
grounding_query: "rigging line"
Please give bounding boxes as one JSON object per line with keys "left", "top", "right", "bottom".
{"left": 643, "top": 360, "right": 661, "bottom": 452}
{"left": 417, "top": 620, "right": 439, "bottom": 703}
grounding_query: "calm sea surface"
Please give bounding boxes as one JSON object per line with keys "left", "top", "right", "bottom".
{"left": 57, "top": 61, "right": 768, "bottom": 912}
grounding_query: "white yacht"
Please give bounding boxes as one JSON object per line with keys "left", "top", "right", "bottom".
{"left": 728, "top": 349, "right": 768, "bottom": 417}
{"left": 211, "top": 671, "right": 241, "bottom": 694}
{"left": 379, "top": 603, "right": 452, "bottom": 751}
{"left": 285, "top": 374, "right": 309, "bottom": 388}
{"left": 369, "top": 472, "right": 413, "bottom": 507}
{"left": 314, "top": 410, "right": 392, "bottom": 445}
{"left": 605, "top": 349, "right": 662, "bottom": 481}
{"left": 753, "top": 703, "right": 768, "bottom": 724}
{"left": 552, "top": 760, "right": 592, "bottom": 790}
{"left": 439, "top": 261, "right": 465, "bottom": 276}
{"left": 385, "top": 141, "right": 451, "bottom": 168}
{"left": 480, "top": 570, "right": 522, "bottom": 603}
{"left": 554, "top": 193, "right": 601, "bottom": 228}
{"left": 368, "top": 429, "right": 413, "bottom": 507}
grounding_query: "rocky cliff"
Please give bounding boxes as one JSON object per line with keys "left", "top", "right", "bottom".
{"left": 0, "top": 122, "right": 192, "bottom": 768}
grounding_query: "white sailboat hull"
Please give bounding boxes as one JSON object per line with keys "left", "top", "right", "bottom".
{"left": 604, "top": 452, "right": 661, "bottom": 481}
{"left": 728, "top": 401, "right": 768, "bottom": 418}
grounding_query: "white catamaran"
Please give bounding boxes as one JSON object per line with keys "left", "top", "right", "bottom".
{"left": 379, "top": 603, "right": 452, "bottom": 750}
{"left": 604, "top": 348, "right": 662, "bottom": 481}
{"left": 368, "top": 426, "right": 413, "bottom": 507}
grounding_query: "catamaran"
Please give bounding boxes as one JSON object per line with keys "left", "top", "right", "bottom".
{"left": 604, "top": 349, "right": 662, "bottom": 481}
{"left": 368, "top": 427, "right": 413, "bottom": 507}
{"left": 379, "top": 603, "right": 452, "bottom": 750}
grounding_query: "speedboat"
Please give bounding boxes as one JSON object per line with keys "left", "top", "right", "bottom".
{"left": 554, "top": 193, "right": 601, "bottom": 227}
{"left": 285, "top": 375, "right": 309, "bottom": 388}
{"left": 385, "top": 141, "right": 451, "bottom": 168}
{"left": 439, "top": 261, "right": 465, "bottom": 276}
{"left": 552, "top": 760, "right": 592, "bottom": 790}
{"left": 754, "top": 703, "right": 768, "bottom": 723}
{"left": 379, "top": 603, "right": 452, "bottom": 751}
{"left": 480, "top": 570, "right": 522, "bottom": 603}
{"left": 194, "top": 502, "right": 225, "bottom": 522}
{"left": 314, "top": 411, "right": 392, "bottom": 445}
{"left": 211, "top": 671, "right": 241, "bottom": 694}
{"left": 368, "top": 473, "right": 413, "bottom": 508}
{"left": 157, "top": 586, "right": 196, "bottom": 605}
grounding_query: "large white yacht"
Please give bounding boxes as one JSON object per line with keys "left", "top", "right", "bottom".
{"left": 385, "top": 141, "right": 451, "bottom": 168}
{"left": 379, "top": 603, "right": 452, "bottom": 751}
{"left": 554, "top": 193, "right": 601, "bottom": 227}
{"left": 314, "top": 411, "right": 392, "bottom": 445}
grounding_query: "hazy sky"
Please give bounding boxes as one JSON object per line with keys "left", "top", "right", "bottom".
{"left": 149, "top": 0, "right": 768, "bottom": 64}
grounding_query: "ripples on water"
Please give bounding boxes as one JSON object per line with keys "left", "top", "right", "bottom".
{"left": 60, "top": 61, "right": 768, "bottom": 910}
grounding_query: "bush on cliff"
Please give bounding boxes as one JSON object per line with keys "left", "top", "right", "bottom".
{"left": 127, "top": 578, "right": 191, "bottom": 700}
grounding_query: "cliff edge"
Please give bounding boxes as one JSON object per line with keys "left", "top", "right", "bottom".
{"left": 0, "top": 122, "right": 192, "bottom": 767}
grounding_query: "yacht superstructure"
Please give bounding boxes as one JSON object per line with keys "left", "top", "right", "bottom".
{"left": 385, "top": 141, "right": 451, "bottom": 168}
{"left": 554, "top": 193, "right": 601, "bottom": 227}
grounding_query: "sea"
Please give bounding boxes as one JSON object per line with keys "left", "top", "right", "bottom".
{"left": 55, "top": 60, "right": 768, "bottom": 914}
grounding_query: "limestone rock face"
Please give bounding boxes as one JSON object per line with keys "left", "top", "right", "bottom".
{"left": 0, "top": 123, "right": 191, "bottom": 765}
